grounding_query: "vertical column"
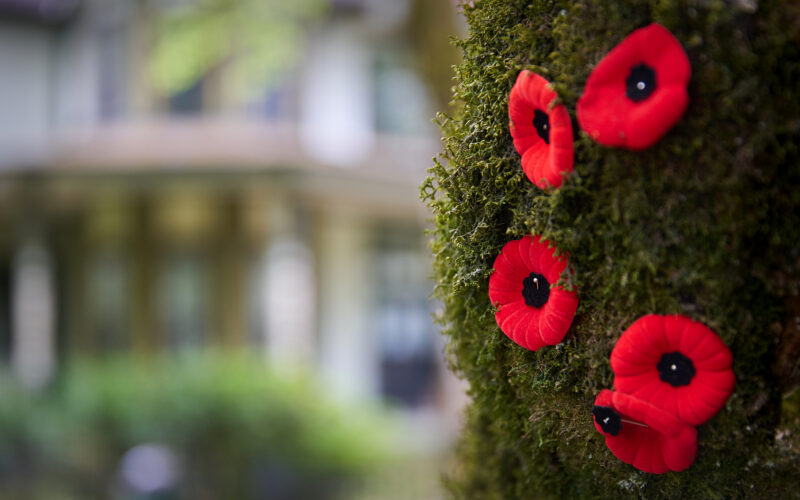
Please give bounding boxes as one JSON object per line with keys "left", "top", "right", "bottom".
{"left": 11, "top": 242, "right": 56, "bottom": 389}
{"left": 299, "top": 26, "right": 375, "bottom": 167}
{"left": 215, "top": 196, "right": 245, "bottom": 348}
{"left": 129, "top": 197, "right": 157, "bottom": 354}
{"left": 316, "top": 209, "right": 375, "bottom": 401}
{"left": 60, "top": 211, "right": 88, "bottom": 355}
{"left": 253, "top": 195, "right": 317, "bottom": 367}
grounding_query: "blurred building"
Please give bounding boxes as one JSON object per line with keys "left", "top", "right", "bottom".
{"left": 0, "top": 0, "right": 464, "bottom": 444}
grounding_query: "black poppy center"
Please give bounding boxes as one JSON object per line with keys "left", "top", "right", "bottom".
{"left": 521, "top": 272, "right": 550, "bottom": 308}
{"left": 532, "top": 109, "right": 550, "bottom": 145}
{"left": 657, "top": 351, "right": 696, "bottom": 387}
{"left": 625, "top": 63, "right": 657, "bottom": 102}
{"left": 592, "top": 405, "right": 622, "bottom": 436}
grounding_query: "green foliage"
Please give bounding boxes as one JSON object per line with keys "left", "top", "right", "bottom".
{"left": 0, "top": 354, "right": 390, "bottom": 499}
{"left": 422, "top": 0, "right": 800, "bottom": 497}
{"left": 149, "top": 0, "right": 325, "bottom": 99}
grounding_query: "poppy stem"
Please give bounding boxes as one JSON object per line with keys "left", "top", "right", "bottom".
{"left": 620, "top": 418, "right": 649, "bottom": 428}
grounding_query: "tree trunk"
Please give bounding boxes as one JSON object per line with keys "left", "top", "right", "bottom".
{"left": 422, "top": 1, "right": 800, "bottom": 497}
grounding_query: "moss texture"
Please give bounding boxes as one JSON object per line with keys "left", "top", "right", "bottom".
{"left": 421, "top": 1, "right": 800, "bottom": 498}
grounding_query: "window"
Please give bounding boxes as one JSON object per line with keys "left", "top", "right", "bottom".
{"left": 160, "top": 253, "right": 207, "bottom": 350}
{"left": 373, "top": 50, "right": 434, "bottom": 136}
{"left": 167, "top": 78, "right": 205, "bottom": 115}
{"left": 87, "top": 250, "right": 129, "bottom": 352}
{"left": 373, "top": 232, "right": 436, "bottom": 408}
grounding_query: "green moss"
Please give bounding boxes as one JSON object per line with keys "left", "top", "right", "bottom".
{"left": 422, "top": 0, "right": 800, "bottom": 497}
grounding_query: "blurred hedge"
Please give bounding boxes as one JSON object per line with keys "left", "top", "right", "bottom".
{"left": 0, "top": 354, "right": 388, "bottom": 500}
{"left": 423, "top": 0, "right": 800, "bottom": 498}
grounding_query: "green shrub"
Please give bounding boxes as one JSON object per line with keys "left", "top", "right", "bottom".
{"left": 0, "top": 354, "right": 389, "bottom": 499}
{"left": 422, "top": 1, "right": 800, "bottom": 498}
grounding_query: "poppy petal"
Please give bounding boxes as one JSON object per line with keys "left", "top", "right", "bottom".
{"left": 489, "top": 255, "right": 520, "bottom": 284}
{"left": 538, "top": 307, "right": 564, "bottom": 345}
{"left": 516, "top": 235, "right": 535, "bottom": 269}
{"left": 488, "top": 270, "right": 523, "bottom": 304}
{"left": 496, "top": 300, "right": 527, "bottom": 328}
{"left": 499, "top": 239, "right": 530, "bottom": 278}
{"left": 638, "top": 314, "right": 672, "bottom": 354}
{"left": 676, "top": 386, "right": 709, "bottom": 425}
{"left": 682, "top": 324, "right": 731, "bottom": 364}
{"left": 546, "top": 289, "right": 578, "bottom": 320}
{"left": 528, "top": 236, "right": 547, "bottom": 273}
{"left": 521, "top": 142, "right": 550, "bottom": 185}
{"left": 610, "top": 353, "right": 655, "bottom": 377}
{"left": 624, "top": 87, "right": 689, "bottom": 150}
{"left": 488, "top": 286, "right": 523, "bottom": 306}
{"left": 661, "top": 425, "right": 698, "bottom": 472}
{"left": 523, "top": 309, "right": 547, "bottom": 350}
{"left": 498, "top": 303, "right": 530, "bottom": 347}
{"left": 673, "top": 315, "right": 706, "bottom": 353}
{"left": 508, "top": 309, "right": 536, "bottom": 350}
{"left": 537, "top": 243, "right": 560, "bottom": 278}
{"left": 694, "top": 348, "right": 735, "bottom": 372}
{"left": 613, "top": 328, "right": 662, "bottom": 365}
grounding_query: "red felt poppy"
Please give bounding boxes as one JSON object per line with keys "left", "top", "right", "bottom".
{"left": 610, "top": 314, "right": 735, "bottom": 426}
{"left": 508, "top": 70, "right": 574, "bottom": 189}
{"left": 593, "top": 389, "right": 698, "bottom": 474}
{"left": 488, "top": 235, "right": 578, "bottom": 351}
{"left": 576, "top": 23, "right": 691, "bottom": 150}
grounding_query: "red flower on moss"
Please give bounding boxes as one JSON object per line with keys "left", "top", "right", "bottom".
{"left": 593, "top": 389, "right": 697, "bottom": 474}
{"left": 508, "top": 70, "right": 574, "bottom": 189}
{"left": 576, "top": 23, "right": 691, "bottom": 150}
{"left": 610, "top": 314, "right": 735, "bottom": 426}
{"left": 488, "top": 235, "right": 578, "bottom": 351}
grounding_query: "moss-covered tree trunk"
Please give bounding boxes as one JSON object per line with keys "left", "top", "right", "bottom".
{"left": 423, "top": 1, "right": 800, "bottom": 497}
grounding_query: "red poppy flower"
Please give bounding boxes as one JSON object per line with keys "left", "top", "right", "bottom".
{"left": 610, "top": 314, "right": 735, "bottom": 426}
{"left": 488, "top": 235, "right": 578, "bottom": 351}
{"left": 576, "top": 23, "right": 691, "bottom": 150}
{"left": 508, "top": 70, "right": 574, "bottom": 189}
{"left": 593, "top": 389, "right": 698, "bottom": 474}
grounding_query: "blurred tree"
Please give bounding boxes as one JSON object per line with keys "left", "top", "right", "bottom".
{"left": 406, "top": 0, "right": 462, "bottom": 112}
{"left": 0, "top": 354, "right": 391, "bottom": 499}
{"left": 148, "top": 0, "right": 325, "bottom": 105}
